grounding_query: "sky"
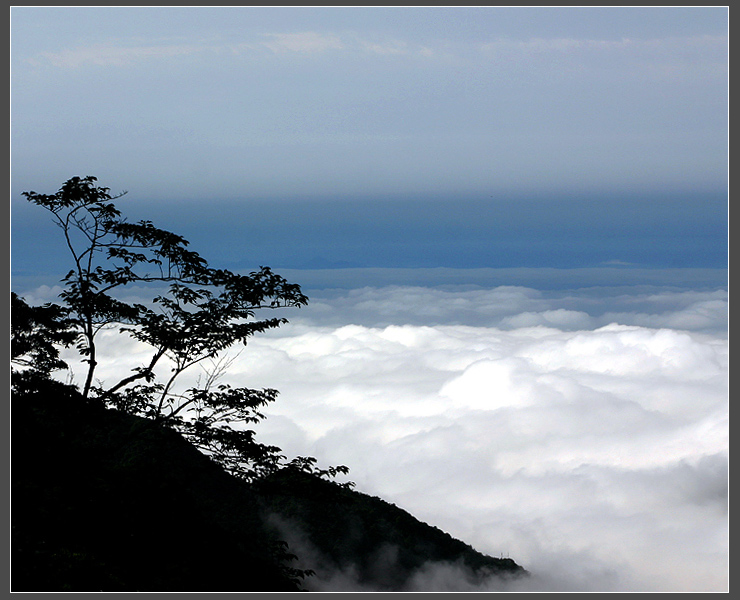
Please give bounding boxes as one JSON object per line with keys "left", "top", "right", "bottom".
{"left": 9, "top": 7, "right": 728, "bottom": 199}
{"left": 10, "top": 6, "right": 728, "bottom": 593}
{"left": 10, "top": 6, "right": 728, "bottom": 275}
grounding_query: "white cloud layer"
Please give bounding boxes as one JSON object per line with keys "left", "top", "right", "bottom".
{"left": 285, "top": 281, "right": 728, "bottom": 335}
{"left": 47, "top": 282, "right": 728, "bottom": 592}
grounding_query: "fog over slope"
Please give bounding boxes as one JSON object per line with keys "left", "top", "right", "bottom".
{"left": 24, "top": 272, "right": 727, "bottom": 592}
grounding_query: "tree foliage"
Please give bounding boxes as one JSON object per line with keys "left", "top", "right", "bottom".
{"left": 11, "top": 292, "right": 76, "bottom": 376}
{"left": 17, "top": 176, "right": 351, "bottom": 488}
{"left": 22, "top": 176, "right": 308, "bottom": 401}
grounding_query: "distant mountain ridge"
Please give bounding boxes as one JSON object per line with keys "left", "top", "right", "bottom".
{"left": 11, "top": 377, "right": 526, "bottom": 592}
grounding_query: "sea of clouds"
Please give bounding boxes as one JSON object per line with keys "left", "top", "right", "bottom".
{"left": 26, "top": 269, "right": 728, "bottom": 592}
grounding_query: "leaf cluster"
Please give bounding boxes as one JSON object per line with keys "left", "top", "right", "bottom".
{"left": 11, "top": 293, "right": 77, "bottom": 376}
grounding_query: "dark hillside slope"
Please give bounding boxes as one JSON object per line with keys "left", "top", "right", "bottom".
{"left": 11, "top": 377, "right": 526, "bottom": 592}
{"left": 11, "top": 378, "right": 300, "bottom": 592}
{"left": 255, "top": 469, "right": 525, "bottom": 591}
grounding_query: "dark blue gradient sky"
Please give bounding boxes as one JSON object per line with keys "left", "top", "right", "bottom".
{"left": 11, "top": 190, "right": 727, "bottom": 283}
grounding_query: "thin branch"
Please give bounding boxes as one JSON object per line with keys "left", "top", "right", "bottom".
{"left": 102, "top": 345, "right": 167, "bottom": 398}
{"left": 156, "top": 351, "right": 221, "bottom": 419}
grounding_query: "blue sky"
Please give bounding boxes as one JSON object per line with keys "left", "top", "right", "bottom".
{"left": 10, "top": 6, "right": 728, "bottom": 278}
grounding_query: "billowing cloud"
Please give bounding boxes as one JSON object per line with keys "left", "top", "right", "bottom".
{"left": 45, "top": 280, "right": 728, "bottom": 592}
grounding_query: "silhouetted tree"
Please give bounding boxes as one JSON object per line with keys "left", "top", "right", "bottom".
{"left": 23, "top": 176, "right": 307, "bottom": 398}
{"left": 20, "top": 176, "right": 350, "bottom": 486}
